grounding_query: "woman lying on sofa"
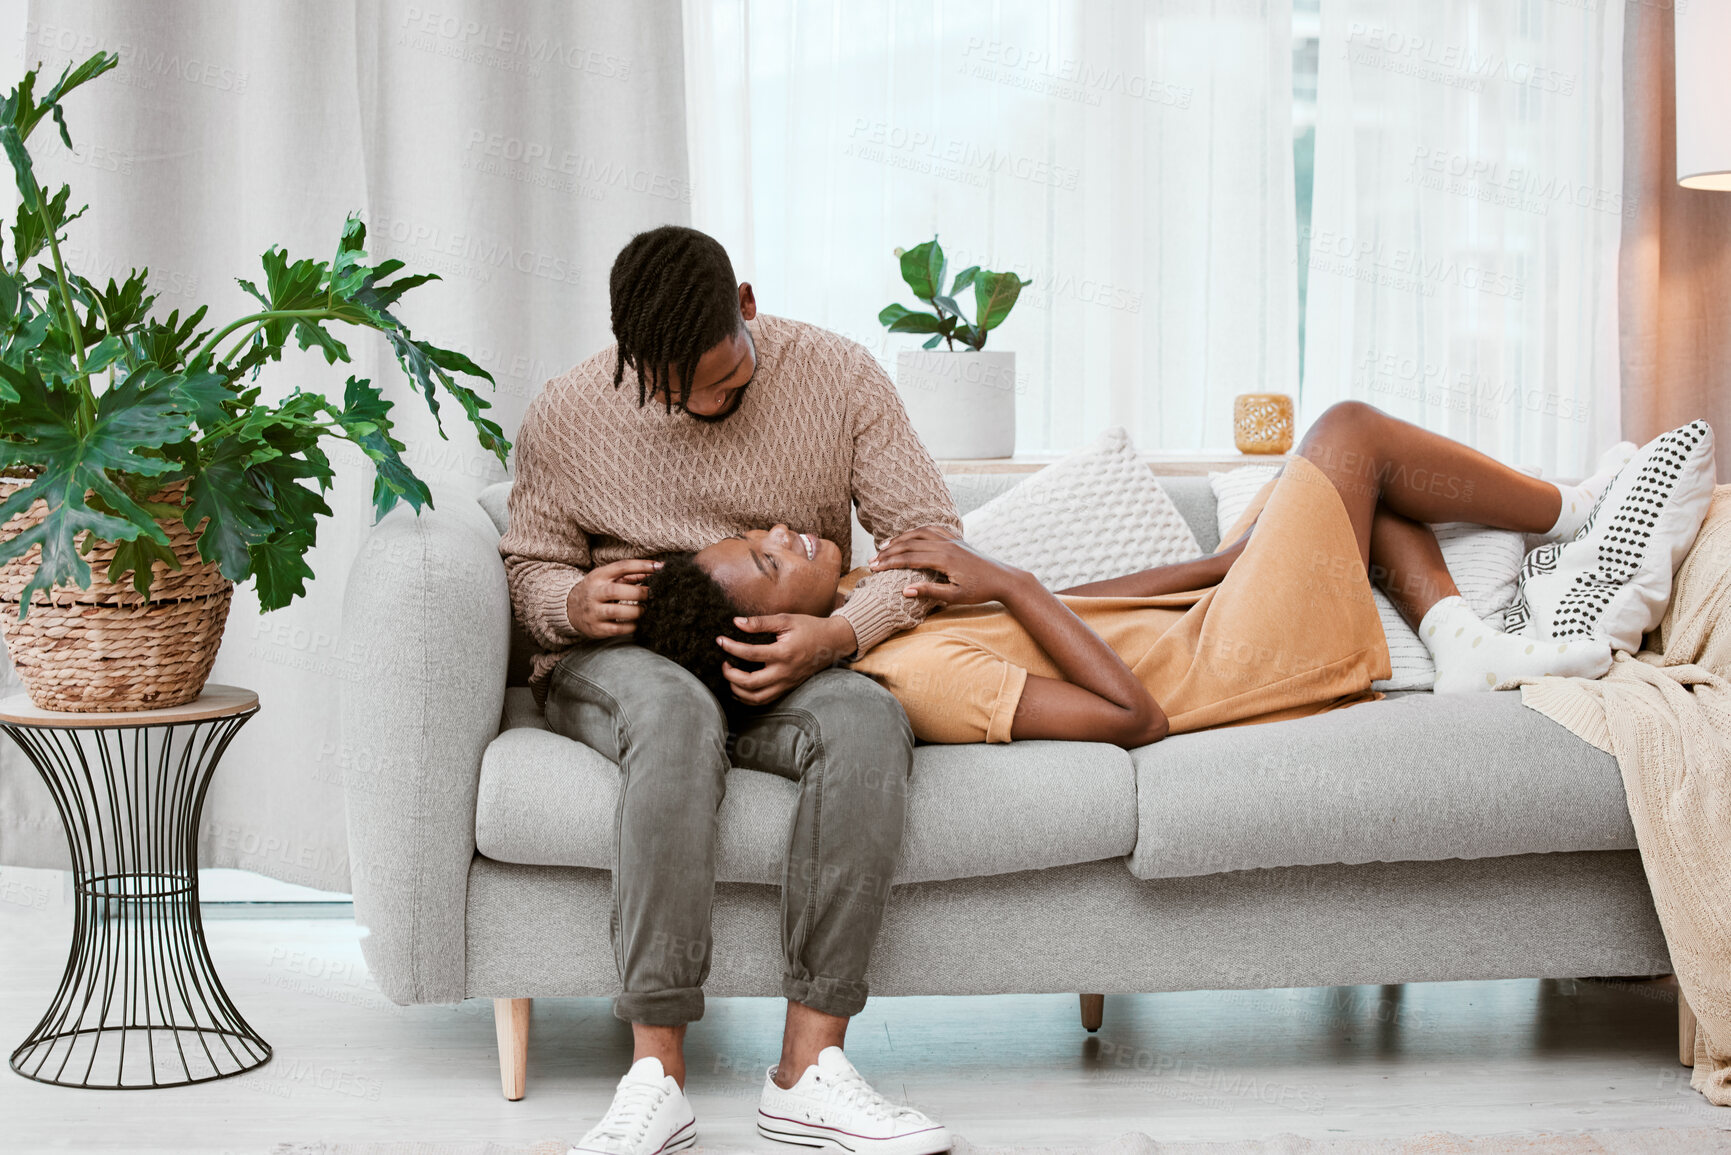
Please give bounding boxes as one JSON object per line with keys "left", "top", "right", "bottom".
{"left": 635, "top": 401, "right": 1620, "bottom": 748}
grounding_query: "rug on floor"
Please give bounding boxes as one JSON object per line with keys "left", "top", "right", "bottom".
{"left": 270, "top": 1125, "right": 1731, "bottom": 1155}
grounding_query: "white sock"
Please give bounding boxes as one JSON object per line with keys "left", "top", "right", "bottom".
{"left": 1419, "top": 596, "right": 1612, "bottom": 693}
{"left": 1545, "top": 441, "right": 1636, "bottom": 542}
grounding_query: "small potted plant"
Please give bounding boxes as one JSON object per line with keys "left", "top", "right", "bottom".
{"left": 0, "top": 53, "right": 509, "bottom": 711}
{"left": 878, "top": 237, "right": 1030, "bottom": 459}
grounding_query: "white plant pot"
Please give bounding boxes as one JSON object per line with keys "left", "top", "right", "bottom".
{"left": 894, "top": 350, "right": 1016, "bottom": 459}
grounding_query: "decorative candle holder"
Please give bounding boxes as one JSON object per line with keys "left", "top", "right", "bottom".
{"left": 1233, "top": 393, "right": 1295, "bottom": 454}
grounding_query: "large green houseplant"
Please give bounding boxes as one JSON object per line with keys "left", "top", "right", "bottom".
{"left": 878, "top": 236, "right": 1030, "bottom": 459}
{"left": 0, "top": 53, "right": 509, "bottom": 710}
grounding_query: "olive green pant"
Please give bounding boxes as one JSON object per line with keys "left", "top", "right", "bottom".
{"left": 545, "top": 641, "right": 912, "bottom": 1025}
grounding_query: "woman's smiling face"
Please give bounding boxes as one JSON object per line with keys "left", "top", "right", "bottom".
{"left": 695, "top": 525, "right": 845, "bottom": 617}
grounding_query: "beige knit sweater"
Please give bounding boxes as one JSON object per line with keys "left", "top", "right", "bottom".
{"left": 1522, "top": 484, "right": 1731, "bottom": 1105}
{"left": 500, "top": 313, "right": 961, "bottom": 699}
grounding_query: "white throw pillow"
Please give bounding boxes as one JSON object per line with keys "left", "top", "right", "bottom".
{"left": 1504, "top": 420, "right": 1716, "bottom": 652}
{"left": 1209, "top": 465, "right": 1282, "bottom": 543}
{"left": 961, "top": 427, "right": 1203, "bottom": 590}
{"left": 1209, "top": 466, "right": 1528, "bottom": 691}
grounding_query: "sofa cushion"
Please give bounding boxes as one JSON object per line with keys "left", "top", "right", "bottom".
{"left": 478, "top": 479, "right": 513, "bottom": 536}
{"left": 1128, "top": 689, "right": 1634, "bottom": 880}
{"left": 479, "top": 689, "right": 1137, "bottom": 884}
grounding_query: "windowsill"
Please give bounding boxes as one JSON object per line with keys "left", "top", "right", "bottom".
{"left": 939, "top": 451, "right": 1290, "bottom": 476}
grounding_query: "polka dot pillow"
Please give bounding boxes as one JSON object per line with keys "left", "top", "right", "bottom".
{"left": 1504, "top": 420, "right": 1716, "bottom": 653}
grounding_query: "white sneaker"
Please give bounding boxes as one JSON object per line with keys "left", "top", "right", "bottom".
{"left": 569, "top": 1057, "right": 696, "bottom": 1155}
{"left": 757, "top": 1046, "right": 950, "bottom": 1154}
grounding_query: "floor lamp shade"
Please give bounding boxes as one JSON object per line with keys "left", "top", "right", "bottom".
{"left": 1676, "top": 1, "right": 1731, "bottom": 190}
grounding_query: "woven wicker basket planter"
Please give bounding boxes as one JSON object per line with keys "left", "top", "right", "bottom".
{"left": 0, "top": 478, "right": 233, "bottom": 712}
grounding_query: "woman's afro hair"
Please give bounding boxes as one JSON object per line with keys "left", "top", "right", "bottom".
{"left": 634, "top": 552, "right": 774, "bottom": 715}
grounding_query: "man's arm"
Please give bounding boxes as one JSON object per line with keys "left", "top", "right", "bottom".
{"left": 500, "top": 397, "right": 667, "bottom": 649}
{"left": 833, "top": 346, "right": 962, "bottom": 656}
{"left": 502, "top": 399, "right": 671, "bottom": 646}
{"left": 499, "top": 406, "right": 593, "bottom": 650}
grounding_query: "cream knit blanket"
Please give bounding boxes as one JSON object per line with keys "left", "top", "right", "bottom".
{"left": 1521, "top": 484, "right": 1731, "bottom": 1104}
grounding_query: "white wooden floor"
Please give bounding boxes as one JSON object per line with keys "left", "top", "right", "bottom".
{"left": 2, "top": 866, "right": 1728, "bottom": 1154}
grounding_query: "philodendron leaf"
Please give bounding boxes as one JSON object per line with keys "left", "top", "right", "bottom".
{"left": 170, "top": 365, "right": 238, "bottom": 432}
{"left": 126, "top": 305, "right": 210, "bottom": 373}
{"left": 334, "top": 375, "right": 432, "bottom": 519}
{"left": 332, "top": 218, "right": 438, "bottom": 315}
{"left": 88, "top": 269, "right": 156, "bottom": 338}
{"left": 974, "top": 270, "right": 1031, "bottom": 334}
{"left": 308, "top": 218, "right": 508, "bottom": 474}
{"left": 183, "top": 440, "right": 277, "bottom": 581}
{"left": 3, "top": 53, "right": 119, "bottom": 143}
{"left": 248, "top": 446, "right": 332, "bottom": 532}
{"left": 898, "top": 238, "right": 946, "bottom": 303}
{"left": 0, "top": 123, "right": 43, "bottom": 212}
{"left": 11, "top": 185, "right": 83, "bottom": 270}
{"left": 0, "top": 363, "right": 187, "bottom": 611}
{"left": 106, "top": 533, "right": 181, "bottom": 597}
{"left": 241, "top": 245, "right": 357, "bottom": 366}
{"left": 81, "top": 335, "right": 127, "bottom": 376}
{"left": 382, "top": 331, "right": 507, "bottom": 469}
{"left": 242, "top": 451, "right": 331, "bottom": 611}
{"left": 0, "top": 267, "right": 18, "bottom": 324}
{"left": 248, "top": 528, "right": 316, "bottom": 611}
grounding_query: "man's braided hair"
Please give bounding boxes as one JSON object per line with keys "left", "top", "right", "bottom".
{"left": 609, "top": 226, "right": 743, "bottom": 412}
{"left": 635, "top": 552, "right": 774, "bottom": 719}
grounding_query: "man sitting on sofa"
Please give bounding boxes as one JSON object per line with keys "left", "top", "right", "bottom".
{"left": 500, "top": 224, "right": 960, "bottom": 1155}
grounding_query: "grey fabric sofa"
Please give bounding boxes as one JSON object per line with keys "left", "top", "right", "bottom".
{"left": 337, "top": 472, "right": 1677, "bottom": 1101}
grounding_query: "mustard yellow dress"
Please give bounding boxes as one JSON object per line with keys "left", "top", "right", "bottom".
{"left": 847, "top": 456, "right": 1393, "bottom": 743}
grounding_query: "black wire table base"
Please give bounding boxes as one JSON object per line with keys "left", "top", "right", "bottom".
{"left": 3, "top": 698, "right": 271, "bottom": 1089}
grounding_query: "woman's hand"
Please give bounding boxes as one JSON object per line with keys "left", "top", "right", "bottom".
{"left": 868, "top": 527, "right": 1027, "bottom": 606}
{"left": 874, "top": 527, "right": 1167, "bottom": 747}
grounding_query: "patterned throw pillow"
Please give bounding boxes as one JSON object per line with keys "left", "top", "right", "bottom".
{"left": 1209, "top": 466, "right": 1528, "bottom": 691}
{"left": 961, "top": 427, "right": 1203, "bottom": 590}
{"left": 1504, "top": 420, "right": 1716, "bottom": 653}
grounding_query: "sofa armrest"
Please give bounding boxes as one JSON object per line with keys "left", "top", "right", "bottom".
{"left": 338, "top": 489, "right": 510, "bottom": 1004}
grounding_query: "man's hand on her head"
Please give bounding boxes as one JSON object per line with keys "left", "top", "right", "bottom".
{"left": 566, "top": 559, "right": 662, "bottom": 639}
{"left": 715, "top": 614, "right": 859, "bottom": 706}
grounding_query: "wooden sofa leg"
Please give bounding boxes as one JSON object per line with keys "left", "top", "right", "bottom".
{"left": 1079, "top": 993, "right": 1104, "bottom": 1032}
{"left": 494, "top": 997, "right": 531, "bottom": 1100}
{"left": 1680, "top": 989, "right": 1698, "bottom": 1068}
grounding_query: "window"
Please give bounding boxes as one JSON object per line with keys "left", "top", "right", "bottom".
{"left": 687, "top": 0, "right": 1299, "bottom": 454}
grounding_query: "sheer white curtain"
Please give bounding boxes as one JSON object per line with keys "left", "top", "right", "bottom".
{"left": 1301, "top": 0, "right": 1624, "bottom": 476}
{"left": 0, "top": 0, "right": 689, "bottom": 890}
{"left": 684, "top": 0, "right": 1298, "bottom": 453}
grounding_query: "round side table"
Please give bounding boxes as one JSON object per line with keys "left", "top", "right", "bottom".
{"left": 0, "top": 684, "right": 271, "bottom": 1089}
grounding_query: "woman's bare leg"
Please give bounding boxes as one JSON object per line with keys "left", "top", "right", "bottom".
{"left": 1369, "top": 507, "right": 1459, "bottom": 629}
{"left": 1294, "top": 401, "right": 1563, "bottom": 566}
{"left": 1299, "top": 402, "right": 1611, "bottom": 690}
{"left": 1301, "top": 401, "right": 1629, "bottom": 624}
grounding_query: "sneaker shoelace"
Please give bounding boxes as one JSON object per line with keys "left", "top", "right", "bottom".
{"left": 815, "top": 1067, "right": 925, "bottom": 1123}
{"left": 589, "top": 1079, "right": 668, "bottom": 1144}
